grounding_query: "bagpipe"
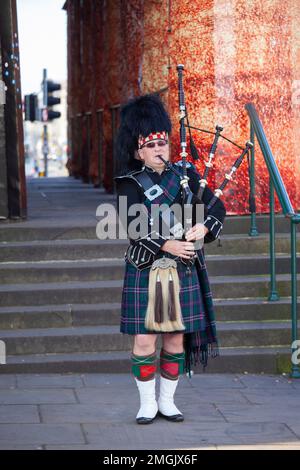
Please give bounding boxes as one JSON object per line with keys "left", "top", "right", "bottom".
{"left": 158, "top": 64, "right": 253, "bottom": 251}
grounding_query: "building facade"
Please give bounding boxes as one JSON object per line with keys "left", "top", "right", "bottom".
{"left": 63, "top": 0, "right": 300, "bottom": 214}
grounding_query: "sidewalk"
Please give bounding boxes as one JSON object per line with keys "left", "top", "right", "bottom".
{"left": 0, "top": 372, "right": 300, "bottom": 450}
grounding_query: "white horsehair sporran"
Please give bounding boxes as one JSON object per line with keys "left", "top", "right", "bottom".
{"left": 145, "top": 257, "right": 185, "bottom": 332}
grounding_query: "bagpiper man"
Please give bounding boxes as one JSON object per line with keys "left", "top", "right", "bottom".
{"left": 115, "top": 93, "right": 226, "bottom": 424}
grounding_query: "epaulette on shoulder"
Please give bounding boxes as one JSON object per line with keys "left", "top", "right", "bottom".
{"left": 129, "top": 167, "right": 146, "bottom": 177}
{"left": 114, "top": 167, "right": 146, "bottom": 188}
{"left": 114, "top": 166, "right": 145, "bottom": 181}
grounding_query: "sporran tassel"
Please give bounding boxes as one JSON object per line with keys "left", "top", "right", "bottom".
{"left": 145, "top": 258, "right": 186, "bottom": 333}
{"left": 154, "top": 273, "right": 163, "bottom": 323}
{"left": 168, "top": 274, "right": 177, "bottom": 322}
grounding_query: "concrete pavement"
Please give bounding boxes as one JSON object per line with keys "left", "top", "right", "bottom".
{"left": 0, "top": 372, "right": 300, "bottom": 450}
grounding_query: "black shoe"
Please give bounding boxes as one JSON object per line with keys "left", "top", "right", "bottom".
{"left": 158, "top": 411, "right": 184, "bottom": 422}
{"left": 136, "top": 414, "right": 157, "bottom": 425}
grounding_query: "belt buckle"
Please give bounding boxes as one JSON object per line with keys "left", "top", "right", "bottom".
{"left": 151, "top": 257, "right": 177, "bottom": 270}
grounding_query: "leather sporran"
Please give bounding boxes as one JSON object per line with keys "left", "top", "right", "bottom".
{"left": 145, "top": 258, "right": 185, "bottom": 332}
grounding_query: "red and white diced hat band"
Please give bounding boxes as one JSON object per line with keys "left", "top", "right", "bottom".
{"left": 138, "top": 131, "right": 168, "bottom": 149}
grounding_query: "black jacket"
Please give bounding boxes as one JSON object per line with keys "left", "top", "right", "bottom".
{"left": 115, "top": 163, "right": 226, "bottom": 266}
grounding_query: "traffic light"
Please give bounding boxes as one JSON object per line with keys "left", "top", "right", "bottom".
{"left": 24, "top": 93, "right": 38, "bottom": 122}
{"left": 45, "top": 80, "right": 61, "bottom": 121}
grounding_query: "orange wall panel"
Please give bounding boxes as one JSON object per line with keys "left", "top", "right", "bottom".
{"left": 66, "top": 0, "right": 300, "bottom": 214}
{"left": 168, "top": 0, "right": 300, "bottom": 214}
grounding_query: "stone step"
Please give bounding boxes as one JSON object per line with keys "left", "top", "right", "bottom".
{"left": 0, "top": 347, "right": 292, "bottom": 375}
{"left": 0, "top": 298, "right": 297, "bottom": 330}
{"left": 0, "top": 322, "right": 297, "bottom": 356}
{"left": 26, "top": 176, "right": 98, "bottom": 186}
{"left": 0, "top": 214, "right": 298, "bottom": 242}
{"left": 1, "top": 255, "right": 299, "bottom": 284}
{"left": 0, "top": 234, "right": 299, "bottom": 262}
{"left": 0, "top": 275, "right": 298, "bottom": 307}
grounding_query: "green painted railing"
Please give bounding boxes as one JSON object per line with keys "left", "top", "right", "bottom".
{"left": 245, "top": 103, "right": 300, "bottom": 379}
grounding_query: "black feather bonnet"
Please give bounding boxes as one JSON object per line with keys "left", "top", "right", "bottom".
{"left": 116, "top": 93, "right": 172, "bottom": 174}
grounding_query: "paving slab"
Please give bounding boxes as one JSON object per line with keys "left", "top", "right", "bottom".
{"left": 82, "top": 373, "right": 135, "bottom": 388}
{"left": 185, "top": 373, "right": 246, "bottom": 389}
{"left": 0, "top": 389, "right": 77, "bottom": 405}
{"left": 241, "top": 389, "right": 300, "bottom": 405}
{"left": 0, "top": 376, "right": 16, "bottom": 389}
{"left": 0, "top": 405, "right": 40, "bottom": 423}
{"left": 284, "top": 423, "right": 300, "bottom": 439}
{"left": 0, "top": 424, "right": 85, "bottom": 445}
{"left": 289, "top": 380, "right": 300, "bottom": 390}
{"left": 160, "top": 421, "right": 298, "bottom": 447}
{"left": 16, "top": 374, "right": 84, "bottom": 389}
{"left": 215, "top": 403, "right": 300, "bottom": 425}
{"left": 82, "top": 422, "right": 221, "bottom": 449}
{"left": 75, "top": 387, "right": 144, "bottom": 405}
{"left": 40, "top": 403, "right": 134, "bottom": 424}
{"left": 188, "top": 389, "right": 250, "bottom": 404}
{"left": 236, "top": 374, "right": 295, "bottom": 389}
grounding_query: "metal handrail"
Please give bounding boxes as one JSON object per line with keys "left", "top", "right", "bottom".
{"left": 245, "top": 103, "right": 300, "bottom": 379}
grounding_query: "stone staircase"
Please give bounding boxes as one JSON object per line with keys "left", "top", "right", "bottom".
{"left": 0, "top": 177, "right": 299, "bottom": 374}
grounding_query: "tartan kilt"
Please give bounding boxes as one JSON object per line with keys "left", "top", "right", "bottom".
{"left": 120, "top": 257, "right": 213, "bottom": 336}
